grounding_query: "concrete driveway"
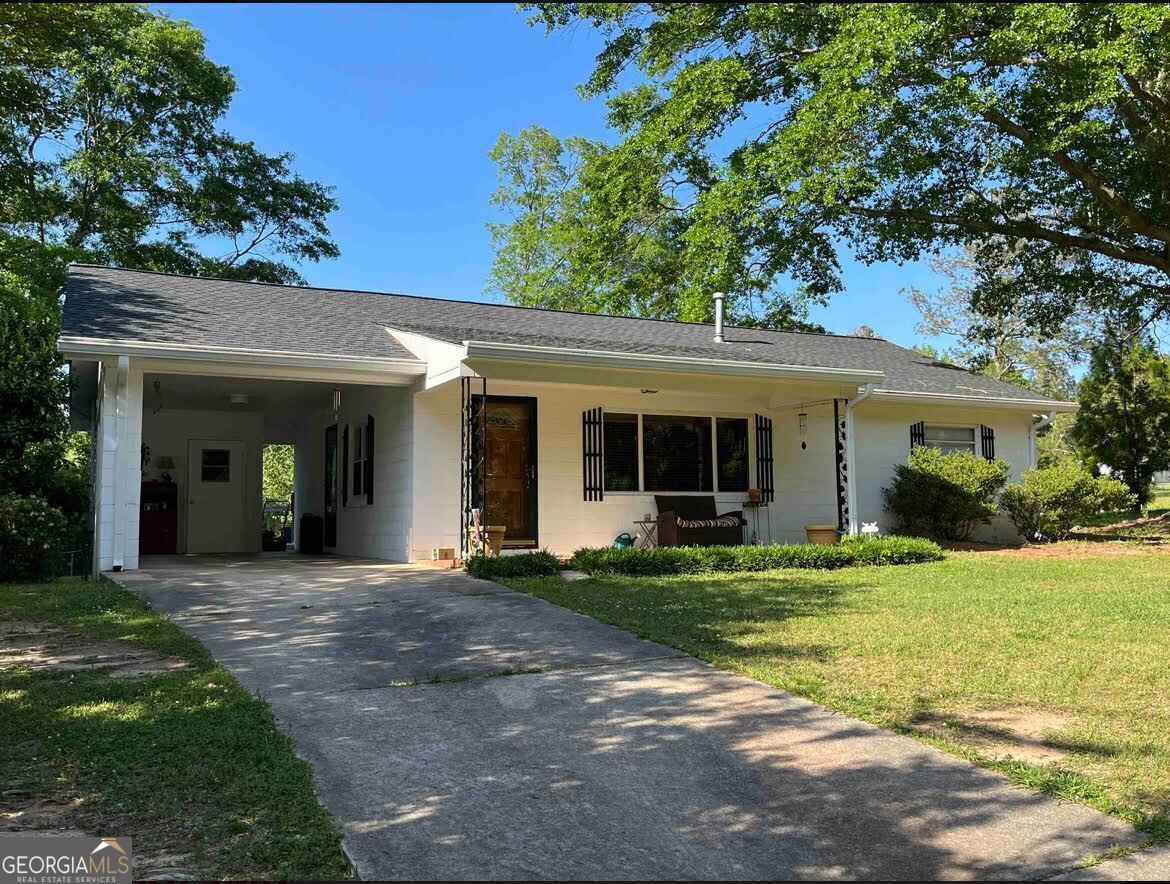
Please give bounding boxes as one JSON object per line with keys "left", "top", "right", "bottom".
{"left": 113, "top": 555, "right": 1139, "bottom": 880}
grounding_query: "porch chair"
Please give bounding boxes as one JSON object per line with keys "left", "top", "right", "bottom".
{"left": 654, "top": 495, "right": 745, "bottom": 547}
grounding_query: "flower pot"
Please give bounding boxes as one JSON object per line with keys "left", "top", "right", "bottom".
{"left": 747, "top": 488, "right": 762, "bottom": 502}
{"left": 805, "top": 524, "right": 841, "bottom": 546}
{"left": 484, "top": 525, "right": 506, "bottom": 557}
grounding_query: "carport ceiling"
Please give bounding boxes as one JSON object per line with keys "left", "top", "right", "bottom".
{"left": 145, "top": 373, "right": 342, "bottom": 414}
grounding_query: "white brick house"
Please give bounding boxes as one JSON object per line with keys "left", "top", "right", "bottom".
{"left": 59, "top": 265, "right": 1076, "bottom": 572}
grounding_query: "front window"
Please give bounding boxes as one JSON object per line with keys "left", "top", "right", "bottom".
{"left": 716, "top": 418, "right": 749, "bottom": 491}
{"left": 642, "top": 415, "right": 714, "bottom": 492}
{"left": 603, "top": 412, "right": 639, "bottom": 491}
{"left": 923, "top": 425, "right": 976, "bottom": 455}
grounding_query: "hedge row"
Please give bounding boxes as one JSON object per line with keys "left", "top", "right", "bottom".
{"left": 568, "top": 535, "right": 943, "bottom": 576}
{"left": 465, "top": 549, "right": 563, "bottom": 580}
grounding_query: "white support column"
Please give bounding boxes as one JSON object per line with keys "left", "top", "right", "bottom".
{"left": 95, "top": 356, "right": 144, "bottom": 572}
{"left": 844, "top": 384, "right": 875, "bottom": 535}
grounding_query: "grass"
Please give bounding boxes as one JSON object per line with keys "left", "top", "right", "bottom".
{"left": 504, "top": 550, "right": 1170, "bottom": 838}
{"left": 1078, "top": 484, "right": 1170, "bottom": 530}
{"left": 0, "top": 577, "right": 351, "bottom": 880}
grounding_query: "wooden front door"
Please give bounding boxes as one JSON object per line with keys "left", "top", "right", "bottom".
{"left": 476, "top": 397, "right": 537, "bottom": 546}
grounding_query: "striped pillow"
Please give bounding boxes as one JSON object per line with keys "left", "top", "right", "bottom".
{"left": 676, "top": 514, "right": 741, "bottom": 529}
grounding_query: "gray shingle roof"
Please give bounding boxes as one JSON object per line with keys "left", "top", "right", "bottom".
{"left": 60, "top": 264, "right": 1062, "bottom": 403}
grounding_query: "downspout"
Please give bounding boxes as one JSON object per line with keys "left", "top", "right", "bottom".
{"left": 1029, "top": 410, "right": 1056, "bottom": 469}
{"left": 844, "top": 383, "right": 876, "bottom": 535}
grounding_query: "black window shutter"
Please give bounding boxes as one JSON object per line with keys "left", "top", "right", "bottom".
{"left": 366, "top": 414, "right": 375, "bottom": 505}
{"left": 755, "top": 414, "right": 774, "bottom": 503}
{"left": 583, "top": 407, "right": 604, "bottom": 501}
{"left": 341, "top": 423, "right": 349, "bottom": 506}
{"left": 910, "top": 421, "right": 925, "bottom": 449}
{"left": 980, "top": 424, "right": 995, "bottom": 461}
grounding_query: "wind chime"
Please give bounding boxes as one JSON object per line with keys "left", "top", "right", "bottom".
{"left": 798, "top": 410, "right": 808, "bottom": 450}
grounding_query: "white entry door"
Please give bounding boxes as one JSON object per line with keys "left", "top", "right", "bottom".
{"left": 187, "top": 439, "right": 245, "bottom": 553}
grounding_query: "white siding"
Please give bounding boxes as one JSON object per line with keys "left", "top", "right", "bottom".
{"left": 330, "top": 386, "right": 414, "bottom": 562}
{"left": 140, "top": 408, "right": 264, "bottom": 554}
{"left": 852, "top": 402, "right": 1035, "bottom": 544}
{"left": 408, "top": 379, "right": 1038, "bottom": 559}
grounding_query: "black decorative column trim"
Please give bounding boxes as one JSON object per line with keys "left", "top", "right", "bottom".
{"left": 834, "top": 399, "right": 849, "bottom": 533}
{"left": 460, "top": 376, "right": 487, "bottom": 559}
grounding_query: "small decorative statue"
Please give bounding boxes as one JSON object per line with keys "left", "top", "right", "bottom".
{"left": 861, "top": 521, "right": 881, "bottom": 535}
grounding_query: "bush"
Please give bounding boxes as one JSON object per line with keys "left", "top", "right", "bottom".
{"left": 882, "top": 446, "right": 1009, "bottom": 540}
{"left": 1001, "top": 461, "right": 1136, "bottom": 541}
{"left": 465, "top": 549, "right": 563, "bottom": 580}
{"left": 569, "top": 536, "right": 942, "bottom": 576}
{"left": 0, "top": 494, "right": 68, "bottom": 581}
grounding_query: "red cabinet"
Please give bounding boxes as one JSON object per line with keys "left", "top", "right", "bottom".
{"left": 140, "top": 480, "right": 178, "bottom": 555}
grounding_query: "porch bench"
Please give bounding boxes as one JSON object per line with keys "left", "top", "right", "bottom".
{"left": 655, "top": 495, "right": 745, "bottom": 547}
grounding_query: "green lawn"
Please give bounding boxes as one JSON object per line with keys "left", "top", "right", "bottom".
{"left": 507, "top": 550, "right": 1170, "bottom": 836}
{"left": 0, "top": 578, "right": 351, "bottom": 880}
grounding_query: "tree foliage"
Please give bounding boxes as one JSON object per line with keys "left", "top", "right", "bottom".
{"left": 486, "top": 124, "right": 822, "bottom": 328}
{"left": 526, "top": 3, "right": 1170, "bottom": 337}
{"left": 0, "top": 4, "right": 338, "bottom": 292}
{"left": 1072, "top": 334, "right": 1170, "bottom": 505}
{"left": 262, "top": 444, "right": 295, "bottom": 503}
{"left": 907, "top": 245, "right": 1083, "bottom": 400}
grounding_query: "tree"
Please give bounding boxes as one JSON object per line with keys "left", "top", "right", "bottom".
{"left": 486, "top": 125, "right": 824, "bottom": 330}
{"left": 525, "top": 3, "right": 1170, "bottom": 340}
{"left": 906, "top": 246, "right": 1082, "bottom": 400}
{"left": 262, "top": 444, "right": 295, "bottom": 503}
{"left": 0, "top": 274, "right": 69, "bottom": 498}
{"left": 0, "top": 4, "right": 338, "bottom": 293}
{"left": 1072, "top": 334, "right": 1170, "bottom": 506}
{"left": 849, "top": 325, "right": 878, "bottom": 339}
{"left": 0, "top": 4, "right": 337, "bottom": 527}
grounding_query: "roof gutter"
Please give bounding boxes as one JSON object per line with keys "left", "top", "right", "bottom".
{"left": 869, "top": 389, "right": 1078, "bottom": 413}
{"left": 57, "top": 336, "right": 427, "bottom": 374}
{"left": 462, "top": 340, "right": 885, "bottom": 385}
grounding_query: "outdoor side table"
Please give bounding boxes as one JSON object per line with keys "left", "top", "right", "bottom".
{"left": 742, "top": 500, "right": 770, "bottom": 545}
{"left": 634, "top": 518, "right": 659, "bottom": 548}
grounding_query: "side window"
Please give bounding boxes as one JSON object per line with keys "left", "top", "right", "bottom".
{"left": 350, "top": 424, "right": 367, "bottom": 500}
{"left": 923, "top": 425, "right": 977, "bottom": 455}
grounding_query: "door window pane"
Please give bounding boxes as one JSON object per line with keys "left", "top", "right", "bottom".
{"left": 201, "top": 449, "right": 230, "bottom": 482}
{"left": 603, "top": 413, "right": 639, "bottom": 491}
{"left": 717, "top": 418, "right": 749, "bottom": 491}
{"left": 642, "top": 415, "right": 713, "bottom": 492}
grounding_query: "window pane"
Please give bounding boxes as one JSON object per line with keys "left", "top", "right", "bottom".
{"left": 924, "top": 426, "right": 975, "bottom": 443}
{"left": 717, "top": 418, "right": 749, "bottom": 491}
{"left": 201, "top": 449, "right": 230, "bottom": 482}
{"left": 603, "top": 413, "right": 639, "bottom": 491}
{"left": 643, "top": 415, "right": 713, "bottom": 492}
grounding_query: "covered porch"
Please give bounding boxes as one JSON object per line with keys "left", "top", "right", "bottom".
{"left": 416, "top": 354, "right": 878, "bottom": 560}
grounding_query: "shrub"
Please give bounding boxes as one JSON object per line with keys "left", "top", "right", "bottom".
{"left": 882, "top": 446, "right": 1010, "bottom": 540}
{"left": 0, "top": 494, "right": 68, "bottom": 581}
{"left": 465, "top": 549, "right": 562, "bottom": 580}
{"left": 1001, "top": 461, "right": 1136, "bottom": 541}
{"left": 569, "top": 536, "right": 942, "bottom": 576}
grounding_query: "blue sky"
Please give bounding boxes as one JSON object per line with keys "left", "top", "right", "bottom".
{"left": 158, "top": 2, "right": 947, "bottom": 347}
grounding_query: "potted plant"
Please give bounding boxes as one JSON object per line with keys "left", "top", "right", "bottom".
{"left": 804, "top": 524, "right": 841, "bottom": 546}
